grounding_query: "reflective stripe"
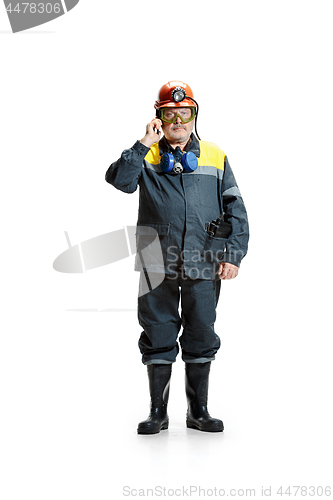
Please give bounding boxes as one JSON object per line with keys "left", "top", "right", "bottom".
{"left": 223, "top": 186, "right": 241, "bottom": 198}
{"left": 144, "top": 161, "right": 224, "bottom": 179}
{"left": 184, "top": 357, "right": 216, "bottom": 363}
{"left": 195, "top": 165, "right": 224, "bottom": 180}
{"left": 144, "top": 160, "right": 160, "bottom": 173}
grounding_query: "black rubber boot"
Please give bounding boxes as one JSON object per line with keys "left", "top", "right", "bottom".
{"left": 185, "top": 362, "right": 224, "bottom": 432}
{"left": 137, "top": 364, "right": 172, "bottom": 435}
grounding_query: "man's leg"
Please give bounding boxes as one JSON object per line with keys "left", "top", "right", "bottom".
{"left": 179, "top": 278, "right": 223, "bottom": 432}
{"left": 138, "top": 273, "right": 181, "bottom": 365}
{"left": 179, "top": 278, "right": 221, "bottom": 363}
{"left": 137, "top": 273, "right": 181, "bottom": 434}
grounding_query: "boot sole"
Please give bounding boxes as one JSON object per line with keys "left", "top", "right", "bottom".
{"left": 186, "top": 420, "right": 224, "bottom": 432}
{"left": 137, "top": 422, "right": 169, "bottom": 435}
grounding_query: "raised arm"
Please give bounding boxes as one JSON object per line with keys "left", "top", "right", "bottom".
{"left": 105, "top": 118, "right": 162, "bottom": 193}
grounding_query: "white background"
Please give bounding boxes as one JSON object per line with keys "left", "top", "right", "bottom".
{"left": 1, "top": 1, "right": 332, "bottom": 499}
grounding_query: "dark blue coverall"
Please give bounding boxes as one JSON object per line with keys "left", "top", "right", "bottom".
{"left": 105, "top": 134, "right": 249, "bottom": 365}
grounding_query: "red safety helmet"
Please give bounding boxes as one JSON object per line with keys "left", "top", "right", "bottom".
{"left": 154, "top": 81, "right": 197, "bottom": 109}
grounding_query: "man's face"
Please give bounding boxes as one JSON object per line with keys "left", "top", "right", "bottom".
{"left": 161, "top": 107, "right": 195, "bottom": 145}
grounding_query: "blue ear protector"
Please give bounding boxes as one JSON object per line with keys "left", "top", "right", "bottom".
{"left": 160, "top": 151, "right": 198, "bottom": 174}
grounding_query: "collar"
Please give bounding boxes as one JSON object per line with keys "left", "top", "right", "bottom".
{"left": 158, "top": 133, "right": 201, "bottom": 158}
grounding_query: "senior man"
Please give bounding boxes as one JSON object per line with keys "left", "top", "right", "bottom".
{"left": 105, "top": 81, "right": 249, "bottom": 434}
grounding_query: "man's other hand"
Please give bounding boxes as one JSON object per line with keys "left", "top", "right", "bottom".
{"left": 218, "top": 262, "right": 239, "bottom": 280}
{"left": 140, "top": 118, "right": 163, "bottom": 148}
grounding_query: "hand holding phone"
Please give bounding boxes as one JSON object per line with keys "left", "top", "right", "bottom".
{"left": 140, "top": 118, "right": 163, "bottom": 148}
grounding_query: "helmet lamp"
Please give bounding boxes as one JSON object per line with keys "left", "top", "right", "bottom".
{"left": 171, "top": 87, "right": 186, "bottom": 103}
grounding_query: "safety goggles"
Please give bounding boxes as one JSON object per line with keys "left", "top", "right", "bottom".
{"left": 159, "top": 107, "right": 196, "bottom": 124}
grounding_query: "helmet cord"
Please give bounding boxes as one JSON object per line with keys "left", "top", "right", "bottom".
{"left": 187, "top": 96, "right": 201, "bottom": 140}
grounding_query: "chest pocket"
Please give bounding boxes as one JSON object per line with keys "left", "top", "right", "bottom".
{"left": 195, "top": 175, "right": 222, "bottom": 211}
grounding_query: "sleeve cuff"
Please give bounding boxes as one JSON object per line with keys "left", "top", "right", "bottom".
{"left": 133, "top": 140, "right": 151, "bottom": 156}
{"left": 221, "top": 252, "right": 242, "bottom": 268}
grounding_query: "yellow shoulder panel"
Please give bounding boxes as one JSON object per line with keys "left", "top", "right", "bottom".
{"left": 144, "top": 142, "right": 161, "bottom": 165}
{"left": 144, "top": 140, "right": 225, "bottom": 170}
{"left": 198, "top": 141, "right": 225, "bottom": 170}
